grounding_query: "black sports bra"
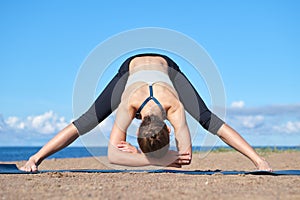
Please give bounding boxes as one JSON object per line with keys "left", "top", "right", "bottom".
{"left": 135, "top": 85, "right": 166, "bottom": 119}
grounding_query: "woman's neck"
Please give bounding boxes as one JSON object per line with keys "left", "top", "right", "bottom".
{"left": 141, "top": 103, "right": 164, "bottom": 120}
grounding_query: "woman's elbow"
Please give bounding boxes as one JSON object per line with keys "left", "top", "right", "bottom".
{"left": 107, "top": 146, "right": 116, "bottom": 163}
{"left": 107, "top": 146, "right": 121, "bottom": 164}
{"left": 107, "top": 152, "right": 115, "bottom": 164}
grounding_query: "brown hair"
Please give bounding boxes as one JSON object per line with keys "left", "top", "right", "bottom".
{"left": 137, "top": 115, "right": 170, "bottom": 158}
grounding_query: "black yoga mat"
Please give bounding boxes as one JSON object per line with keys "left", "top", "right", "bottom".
{"left": 1, "top": 164, "right": 299, "bottom": 176}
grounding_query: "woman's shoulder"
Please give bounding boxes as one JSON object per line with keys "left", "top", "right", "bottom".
{"left": 153, "top": 83, "right": 179, "bottom": 100}
{"left": 121, "top": 83, "right": 149, "bottom": 106}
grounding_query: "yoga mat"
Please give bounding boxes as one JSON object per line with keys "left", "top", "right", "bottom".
{"left": 1, "top": 164, "right": 300, "bottom": 176}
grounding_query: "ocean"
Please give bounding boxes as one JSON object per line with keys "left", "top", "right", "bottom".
{"left": 0, "top": 146, "right": 299, "bottom": 162}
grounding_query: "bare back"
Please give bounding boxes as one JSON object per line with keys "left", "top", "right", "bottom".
{"left": 124, "top": 56, "right": 181, "bottom": 118}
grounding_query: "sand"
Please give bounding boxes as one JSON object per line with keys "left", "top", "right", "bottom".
{"left": 1, "top": 151, "right": 299, "bottom": 200}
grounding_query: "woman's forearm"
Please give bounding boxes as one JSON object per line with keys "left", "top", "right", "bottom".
{"left": 31, "top": 123, "right": 79, "bottom": 165}
{"left": 108, "top": 144, "right": 154, "bottom": 166}
{"left": 108, "top": 144, "right": 191, "bottom": 167}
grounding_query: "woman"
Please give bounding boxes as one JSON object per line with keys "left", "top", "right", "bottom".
{"left": 21, "top": 53, "right": 272, "bottom": 171}
{"left": 107, "top": 55, "right": 194, "bottom": 167}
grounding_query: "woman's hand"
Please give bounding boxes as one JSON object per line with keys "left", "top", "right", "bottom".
{"left": 169, "top": 151, "right": 192, "bottom": 167}
{"left": 152, "top": 150, "right": 191, "bottom": 168}
{"left": 20, "top": 157, "right": 39, "bottom": 172}
{"left": 117, "top": 141, "right": 139, "bottom": 153}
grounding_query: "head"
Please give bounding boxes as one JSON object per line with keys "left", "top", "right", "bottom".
{"left": 137, "top": 115, "right": 170, "bottom": 158}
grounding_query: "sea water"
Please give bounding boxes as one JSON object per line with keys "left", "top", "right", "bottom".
{"left": 0, "top": 146, "right": 299, "bottom": 162}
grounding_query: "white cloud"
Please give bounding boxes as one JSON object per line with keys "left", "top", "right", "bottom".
{"left": 225, "top": 104, "right": 300, "bottom": 136}
{"left": 232, "top": 115, "right": 265, "bottom": 129}
{"left": 273, "top": 121, "right": 300, "bottom": 134}
{"left": 0, "top": 115, "right": 7, "bottom": 131}
{"left": 230, "top": 101, "right": 245, "bottom": 109}
{"left": 242, "top": 115, "right": 264, "bottom": 129}
{"left": 227, "top": 104, "right": 300, "bottom": 116}
{"left": 4, "top": 111, "right": 68, "bottom": 134}
{"left": 5, "top": 116, "right": 25, "bottom": 129}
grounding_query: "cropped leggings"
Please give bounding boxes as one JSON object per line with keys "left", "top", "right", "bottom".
{"left": 73, "top": 53, "right": 224, "bottom": 135}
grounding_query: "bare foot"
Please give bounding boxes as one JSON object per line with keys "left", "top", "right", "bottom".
{"left": 256, "top": 157, "right": 273, "bottom": 172}
{"left": 20, "top": 157, "right": 38, "bottom": 172}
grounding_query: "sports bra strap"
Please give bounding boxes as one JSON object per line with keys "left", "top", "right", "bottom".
{"left": 135, "top": 85, "right": 166, "bottom": 119}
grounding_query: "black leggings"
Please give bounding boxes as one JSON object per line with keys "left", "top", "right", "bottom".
{"left": 73, "top": 53, "right": 224, "bottom": 135}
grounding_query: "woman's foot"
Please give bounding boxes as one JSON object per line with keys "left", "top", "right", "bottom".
{"left": 256, "top": 157, "right": 273, "bottom": 172}
{"left": 20, "top": 157, "right": 38, "bottom": 172}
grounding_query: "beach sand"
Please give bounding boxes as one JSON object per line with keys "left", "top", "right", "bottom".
{"left": 1, "top": 151, "right": 299, "bottom": 200}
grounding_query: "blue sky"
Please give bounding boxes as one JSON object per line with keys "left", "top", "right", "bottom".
{"left": 0, "top": 0, "right": 299, "bottom": 147}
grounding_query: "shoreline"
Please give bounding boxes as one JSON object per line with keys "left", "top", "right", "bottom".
{"left": 1, "top": 145, "right": 299, "bottom": 162}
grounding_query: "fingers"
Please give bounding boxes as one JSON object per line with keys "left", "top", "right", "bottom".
{"left": 117, "top": 143, "right": 131, "bottom": 150}
{"left": 117, "top": 147, "right": 131, "bottom": 152}
{"left": 178, "top": 152, "right": 191, "bottom": 158}
{"left": 118, "top": 148, "right": 133, "bottom": 153}
{"left": 178, "top": 152, "right": 191, "bottom": 160}
{"left": 175, "top": 158, "right": 191, "bottom": 165}
{"left": 116, "top": 144, "right": 127, "bottom": 148}
{"left": 116, "top": 141, "right": 138, "bottom": 153}
{"left": 175, "top": 152, "right": 192, "bottom": 165}
{"left": 116, "top": 143, "right": 129, "bottom": 150}
{"left": 117, "top": 141, "right": 131, "bottom": 148}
